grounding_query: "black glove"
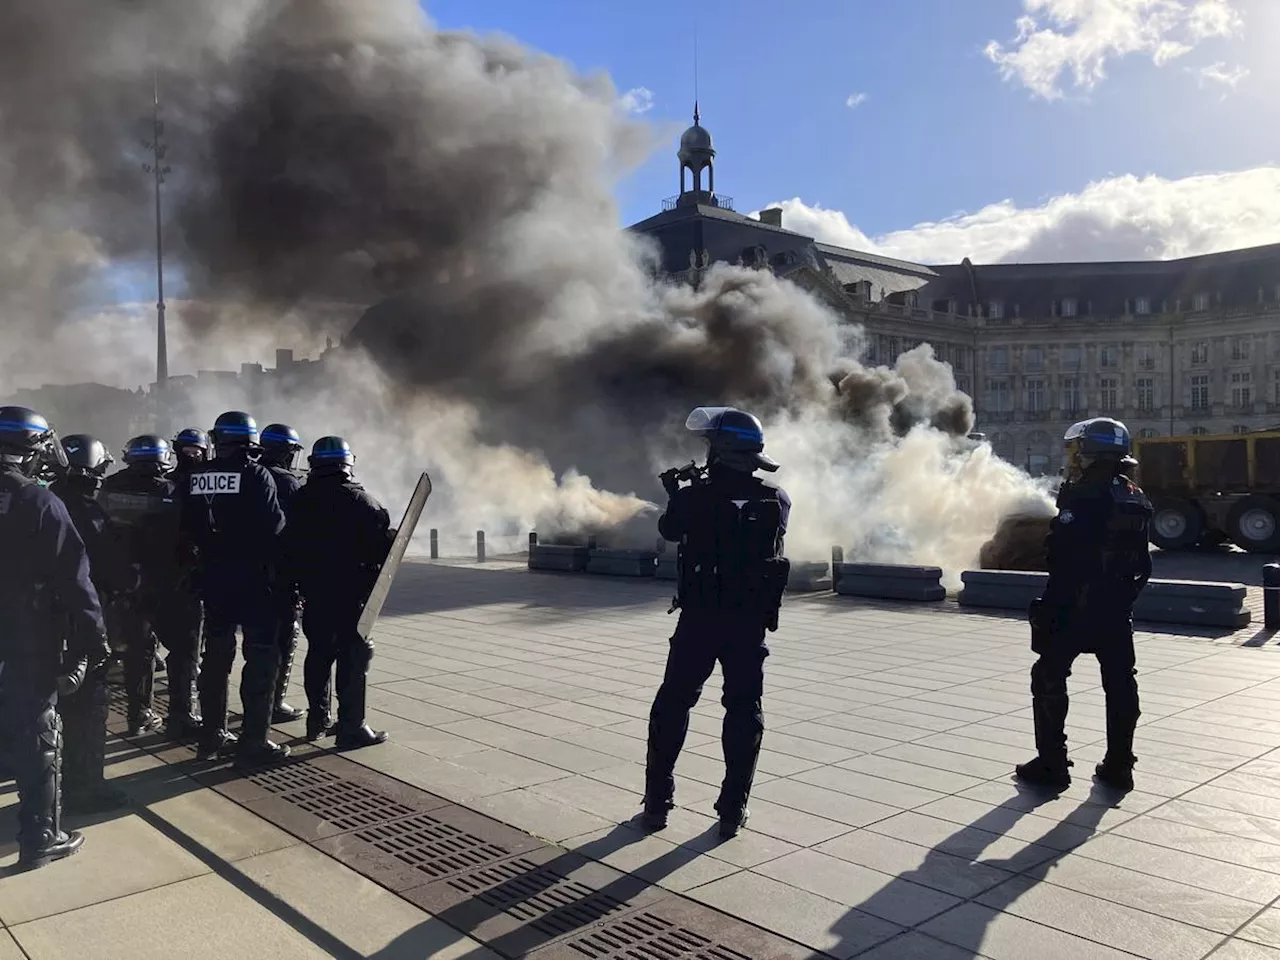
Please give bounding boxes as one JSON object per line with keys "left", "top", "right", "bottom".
{"left": 660, "top": 470, "right": 680, "bottom": 498}
{"left": 57, "top": 655, "right": 89, "bottom": 697}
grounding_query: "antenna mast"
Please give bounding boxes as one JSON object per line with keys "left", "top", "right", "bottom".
{"left": 142, "top": 71, "right": 172, "bottom": 388}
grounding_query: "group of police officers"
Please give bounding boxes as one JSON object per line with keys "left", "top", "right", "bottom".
{"left": 0, "top": 396, "right": 1152, "bottom": 869}
{"left": 0, "top": 406, "right": 393, "bottom": 870}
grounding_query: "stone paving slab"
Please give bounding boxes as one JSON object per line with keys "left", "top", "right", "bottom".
{"left": 307, "top": 559, "right": 1280, "bottom": 958}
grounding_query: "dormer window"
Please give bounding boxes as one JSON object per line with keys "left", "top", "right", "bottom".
{"left": 1134, "top": 297, "right": 1151, "bottom": 316}
{"left": 987, "top": 300, "right": 1004, "bottom": 320}
{"left": 1192, "top": 293, "right": 1209, "bottom": 311}
{"left": 1060, "top": 298, "right": 1078, "bottom": 317}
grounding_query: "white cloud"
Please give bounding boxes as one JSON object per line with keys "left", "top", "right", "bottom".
{"left": 766, "top": 165, "right": 1280, "bottom": 264}
{"left": 986, "top": 0, "right": 1244, "bottom": 99}
{"left": 617, "top": 86, "right": 654, "bottom": 115}
{"left": 1195, "top": 60, "right": 1249, "bottom": 87}
{"left": 845, "top": 92, "right": 869, "bottom": 109}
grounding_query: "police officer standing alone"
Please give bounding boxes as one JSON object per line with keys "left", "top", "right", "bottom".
{"left": 0, "top": 407, "right": 110, "bottom": 868}
{"left": 183, "top": 412, "right": 289, "bottom": 765}
{"left": 642, "top": 408, "right": 791, "bottom": 839}
{"left": 98, "top": 435, "right": 189, "bottom": 737}
{"left": 50, "top": 436, "right": 133, "bottom": 813}
{"left": 287, "top": 437, "right": 390, "bottom": 748}
{"left": 258, "top": 424, "right": 306, "bottom": 725}
{"left": 1018, "top": 418, "right": 1153, "bottom": 792}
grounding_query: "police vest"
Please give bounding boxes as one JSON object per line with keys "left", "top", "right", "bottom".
{"left": 1101, "top": 477, "right": 1152, "bottom": 580}
{"left": 677, "top": 487, "right": 789, "bottom": 615}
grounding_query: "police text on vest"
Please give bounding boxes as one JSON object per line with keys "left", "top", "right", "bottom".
{"left": 191, "top": 472, "right": 241, "bottom": 495}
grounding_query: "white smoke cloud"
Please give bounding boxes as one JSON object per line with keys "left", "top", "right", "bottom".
{"left": 766, "top": 165, "right": 1280, "bottom": 264}
{"left": 845, "top": 92, "right": 869, "bottom": 109}
{"left": 986, "top": 0, "right": 1244, "bottom": 99}
{"left": 1194, "top": 60, "right": 1249, "bottom": 87}
{"left": 617, "top": 86, "right": 654, "bottom": 115}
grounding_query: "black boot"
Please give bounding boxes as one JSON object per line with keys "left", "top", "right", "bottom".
{"left": 127, "top": 707, "right": 162, "bottom": 737}
{"left": 197, "top": 728, "right": 238, "bottom": 762}
{"left": 332, "top": 640, "right": 386, "bottom": 749}
{"left": 164, "top": 655, "right": 203, "bottom": 739}
{"left": 197, "top": 679, "right": 235, "bottom": 760}
{"left": 640, "top": 741, "right": 674, "bottom": 832}
{"left": 1015, "top": 756, "right": 1072, "bottom": 791}
{"left": 63, "top": 675, "right": 127, "bottom": 815}
{"left": 1095, "top": 754, "right": 1136, "bottom": 792}
{"left": 19, "top": 828, "right": 85, "bottom": 871}
{"left": 718, "top": 806, "right": 750, "bottom": 840}
{"left": 272, "top": 616, "right": 305, "bottom": 724}
{"left": 638, "top": 799, "right": 670, "bottom": 832}
{"left": 234, "top": 738, "right": 291, "bottom": 768}
{"left": 237, "top": 640, "right": 288, "bottom": 764}
{"left": 305, "top": 713, "right": 332, "bottom": 742}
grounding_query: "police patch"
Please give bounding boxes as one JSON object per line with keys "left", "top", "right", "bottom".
{"left": 1059, "top": 509, "right": 1075, "bottom": 524}
{"left": 191, "top": 472, "right": 241, "bottom": 495}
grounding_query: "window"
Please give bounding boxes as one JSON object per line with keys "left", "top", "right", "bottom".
{"left": 1061, "top": 377, "right": 1082, "bottom": 414}
{"left": 955, "top": 376, "right": 970, "bottom": 395}
{"left": 1137, "top": 344, "right": 1156, "bottom": 370}
{"left": 1134, "top": 297, "right": 1151, "bottom": 316}
{"left": 1273, "top": 368, "right": 1280, "bottom": 405}
{"left": 1232, "top": 337, "right": 1251, "bottom": 362}
{"left": 988, "top": 300, "right": 1004, "bottom": 320}
{"left": 1190, "top": 374, "right": 1210, "bottom": 411}
{"left": 1192, "top": 293, "right": 1210, "bottom": 311}
{"left": 1099, "top": 377, "right": 1119, "bottom": 412}
{"left": 1061, "top": 345, "right": 1082, "bottom": 368}
{"left": 1191, "top": 341, "right": 1209, "bottom": 365}
{"left": 1100, "top": 345, "right": 1119, "bottom": 368}
{"left": 1191, "top": 426, "right": 1209, "bottom": 436}
{"left": 1060, "top": 298, "right": 1078, "bottom": 318}
{"left": 1026, "top": 378, "right": 1046, "bottom": 414}
{"left": 952, "top": 349, "right": 968, "bottom": 372}
{"left": 1231, "top": 370, "right": 1252, "bottom": 408}
{"left": 1233, "top": 425, "right": 1250, "bottom": 435}
{"left": 1025, "top": 346, "right": 1045, "bottom": 371}
{"left": 1136, "top": 377, "right": 1154, "bottom": 412}
{"left": 988, "top": 346, "right": 1008, "bottom": 371}
{"left": 986, "top": 377, "right": 1011, "bottom": 412}
{"left": 888, "top": 337, "right": 901, "bottom": 359}
{"left": 1138, "top": 428, "right": 1158, "bottom": 438}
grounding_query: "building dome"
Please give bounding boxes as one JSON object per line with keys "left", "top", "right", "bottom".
{"left": 678, "top": 104, "right": 715, "bottom": 166}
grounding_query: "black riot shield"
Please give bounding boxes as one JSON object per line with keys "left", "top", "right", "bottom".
{"left": 356, "top": 472, "right": 432, "bottom": 642}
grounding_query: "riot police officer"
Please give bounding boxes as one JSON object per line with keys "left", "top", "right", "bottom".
{"left": 164, "top": 427, "right": 210, "bottom": 737}
{"left": 642, "top": 408, "right": 791, "bottom": 838}
{"left": 183, "top": 412, "right": 289, "bottom": 765}
{"left": 50, "top": 436, "right": 134, "bottom": 812}
{"left": 1017, "top": 417, "right": 1152, "bottom": 793}
{"left": 0, "top": 406, "right": 110, "bottom": 868}
{"left": 259, "top": 424, "right": 305, "bottom": 724}
{"left": 287, "top": 437, "right": 390, "bottom": 748}
{"left": 99, "top": 435, "right": 192, "bottom": 736}
{"left": 172, "top": 428, "right": 211, "bottom": 476}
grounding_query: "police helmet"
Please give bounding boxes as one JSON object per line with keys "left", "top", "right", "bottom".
{"left": 0, "top": 405, "right": 68, "bottom": 476}
{"left": 62, "top": 435, "right": 114, "bottom": 477}
{"left": 308, "top": 436, "right": 355, "bottom": 475}
{"left": 210, "top": 411, "right": 259, "bottom": 451}
{"left": 261, "top": 423, "right": 303, "bottom": 469}
{"left": 123, "top": 434, "right": 173, "bottom": 466}
{"left": 1063, "top": 417, "right": 1135, "bottom": 481}
{"left": 174, "top": 427, "right": 210, "bottom": 457}
{"left": 685, "top": 406, "right": 779, "bottom": 473}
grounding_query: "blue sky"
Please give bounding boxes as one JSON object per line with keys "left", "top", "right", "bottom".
{"left": 426, "top": 0, "right": 1280, "bottom": 261}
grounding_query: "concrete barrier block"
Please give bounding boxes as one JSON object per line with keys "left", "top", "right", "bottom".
{"left": 833, "top": 562, "right": 946, "bottom": 602}
{"left": 528, "top": 543, "right": 589, "bottom": 573}
{"left": 957, "top": 569, "right": 1251, "bottom": 628}
{"left": 586, "top": 549, "right": 657, "bottom": 577}
{"left": 786, "top": 561, "right": 831, "bottom": 593}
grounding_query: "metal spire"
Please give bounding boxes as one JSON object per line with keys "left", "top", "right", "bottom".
{"left": 142, "top": 70, "right": 171, "bottom": 387}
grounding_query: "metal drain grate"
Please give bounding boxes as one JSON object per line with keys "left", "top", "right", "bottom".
{"left": 450, "top": 857, "right": 629, "bottom": 937}
{"left": 246, "top": 763, "right": 342, "bottom": 796}
{"left": 353, "top": 812, "right": 513, "bottom": 880}
{"left": 567, "top": 913, "right": 753, "bottom": 960}
{"left": 282, "top": 780, "right": 419, "bottom": 832}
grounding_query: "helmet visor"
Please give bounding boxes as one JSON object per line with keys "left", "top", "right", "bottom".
{"left": 41, "top": 429, "right": 68, "bottom": 471}
{"left": 685, "top": 407, "right": 731, "bottom": 434}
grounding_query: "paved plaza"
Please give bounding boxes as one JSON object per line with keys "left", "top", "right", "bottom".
{"left": 4, "top": 556, "right": 1280, "bottom": 958}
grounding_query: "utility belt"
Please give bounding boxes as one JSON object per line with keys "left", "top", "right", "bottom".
{"left": 676, "top": 554, "right": 791, "bottom": 621}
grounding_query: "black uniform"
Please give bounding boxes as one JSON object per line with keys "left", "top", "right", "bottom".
{"left": 50, "top": 477, "right": 134, "bottom": 810}
{"left": 287, "top": 472, "right": 391, "bottom": 737}
{"left": 1030, "top": 470, "right": 1153, "bottom": 770}
{"left": 183, "top": 452, "right": 286, "bottom": 755}
{"left": 645, "top": 465, "right": 791, "bottom": 824}
{"left": 0, "top": 464, "right": 108, "bottom": 858}
{"left": 266, "top": 465, "right": 303, "bottom": 716}
{"left": 164, "top": 457, "right": 205, "bottom": 733}
{"left": 98, "top": 464, "right": 186, "bottom": 732}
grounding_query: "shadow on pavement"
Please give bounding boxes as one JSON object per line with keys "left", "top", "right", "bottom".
{"left": 828, "top": 782, "right": 1116, "bottom": 958}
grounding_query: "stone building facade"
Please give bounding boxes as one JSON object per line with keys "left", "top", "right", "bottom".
{"left": 628, "top": 108, "right": 1280, "bottom": 476}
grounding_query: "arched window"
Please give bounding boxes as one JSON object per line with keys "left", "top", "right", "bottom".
{"left": 990, "top": 431, "right": 1015, "bottom": 461}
